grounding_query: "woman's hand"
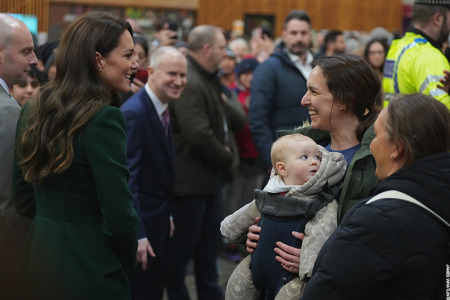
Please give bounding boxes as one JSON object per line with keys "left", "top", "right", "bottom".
{"left": 246, "top": 217, "right": 261, "bottom": 253}
{"left": 274, "top": 231, "right": 305, "bottom": 274}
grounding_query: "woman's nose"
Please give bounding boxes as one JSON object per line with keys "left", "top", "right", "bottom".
{"left": 301, "top": 93, "right": 310, "bottom": 106}
{"left": 131, "top": 56, "right": 139, "bottom": 71}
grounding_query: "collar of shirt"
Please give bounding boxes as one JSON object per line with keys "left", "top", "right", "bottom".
{"left": 285, "top": 50, "right": 314, "bottom": 79}
{"left": 145, "top": 83, "right": 168, "bottom": 121}
{"left": 0, "top": 78, "right": 10, "bottom": 95}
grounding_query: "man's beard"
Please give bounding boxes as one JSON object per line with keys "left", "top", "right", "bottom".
{"left": 438, "top": 29, "right": 449, "bottom": 45}
{"left": 289, "top": 42, "right": 307, "bottom": 56}
{"left": 438, "top": 16, "right": 450, "bottom": 45}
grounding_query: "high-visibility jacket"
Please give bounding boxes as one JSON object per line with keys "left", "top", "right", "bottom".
{"left": 383, "top": 31, "right": 450, "bottom": 110}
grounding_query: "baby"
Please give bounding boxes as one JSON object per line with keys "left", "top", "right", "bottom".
{"left": 221, "top": 134, "right": 346, "bottom": 299}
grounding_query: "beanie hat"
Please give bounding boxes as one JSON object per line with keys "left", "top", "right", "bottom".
{"left": 236, "top": 57, "right": 258, "bottom": 76}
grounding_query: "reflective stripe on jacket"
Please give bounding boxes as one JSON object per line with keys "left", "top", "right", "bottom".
{"left": 383, "top": 32, "right": 450, "bottom": 110}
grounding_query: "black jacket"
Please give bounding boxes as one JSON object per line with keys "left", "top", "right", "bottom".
{"left": 301, "top": 152, "right": 450, "bottom": 300}
{"left": 170, "top": 54, "right": 245, "bottom": 195}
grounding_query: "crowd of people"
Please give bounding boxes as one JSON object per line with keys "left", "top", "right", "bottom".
{"left": 0, "top": 0, "right": 450, "bottom": 299}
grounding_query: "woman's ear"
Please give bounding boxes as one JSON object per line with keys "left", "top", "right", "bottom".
{"left": 336, "top": 99, "right": 348, "bottom": 112}
{"left": 275, "top": 161, "right": 288, "bottom": 177}
{"left": 391, "top": 142, "right": 404, "bottom": 161}
{"left": 95, "top": 52, "right": 104, "bottom": 69}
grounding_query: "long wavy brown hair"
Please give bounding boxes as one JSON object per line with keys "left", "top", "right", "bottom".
{"left": 19, "top": 11, "right": 132, "bottom": 184}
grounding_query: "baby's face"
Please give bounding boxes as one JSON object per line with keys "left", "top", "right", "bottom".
{"left": 282, "top": 140, "right": 322, "bottom": 186}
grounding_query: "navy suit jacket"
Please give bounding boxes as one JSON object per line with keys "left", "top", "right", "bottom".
{"left": 120, "top": 88, "right": 175, "bottom": 253}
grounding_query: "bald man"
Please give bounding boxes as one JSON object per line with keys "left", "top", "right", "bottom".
{"left": 0, "top": 13, "right": 38, "bottom": 299}
{"left": 120, "top": 46, "right": 187, "bottom": 300}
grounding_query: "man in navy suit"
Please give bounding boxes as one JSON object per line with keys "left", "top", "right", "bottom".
{"left": 120, "top": 46, "right": 187, "bottom": 300}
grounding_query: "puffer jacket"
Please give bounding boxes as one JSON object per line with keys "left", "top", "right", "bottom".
{"left": 301, "top": 152, "right": 450, "bottom": 300}
{"left": 249, "top": 42, "right": 312, "bottom": 169}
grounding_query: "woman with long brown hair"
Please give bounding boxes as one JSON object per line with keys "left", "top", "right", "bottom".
{"left": 13, "top": 11, "right": 139, "bottom": 299}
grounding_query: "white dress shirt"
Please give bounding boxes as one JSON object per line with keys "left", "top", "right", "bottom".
{"left": 145, "top": 83, "right": 168, "bottom": 122}
{"left": 286, "top": 50, "right": 314, "bottom": 80}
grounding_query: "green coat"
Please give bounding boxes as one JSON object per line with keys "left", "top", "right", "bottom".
{"left": 13, "top": 104, "right": 138, "bottom": 300}
{"left": 279, "top": 124, "right": 378, "bottom": 221}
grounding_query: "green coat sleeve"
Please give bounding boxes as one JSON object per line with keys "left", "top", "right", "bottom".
{"left": 85, "top": 106, "right": 138, "bottom": 272}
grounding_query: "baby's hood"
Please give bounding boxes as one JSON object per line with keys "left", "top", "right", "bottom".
{"left": 264, "top": 145, "right": 347, "bottom": 196}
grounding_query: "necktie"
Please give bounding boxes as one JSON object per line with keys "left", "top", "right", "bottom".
{"left": 162, "top": 108, "right": 170, "bottom": 135}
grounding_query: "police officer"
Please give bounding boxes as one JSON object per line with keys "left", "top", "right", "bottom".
{"left": 383, "top": 0, "right": 450, "bottom": 110}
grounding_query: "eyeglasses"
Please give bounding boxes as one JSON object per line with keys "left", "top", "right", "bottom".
{"left": 368, "top": 50, "right": 385, "bottom": 56}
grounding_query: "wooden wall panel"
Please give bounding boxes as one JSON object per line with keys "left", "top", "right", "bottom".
{"left": 2, "top": 0, "right": 197, "bottom": 33}
{"left": 198, "top": 0, "right": 403, "bottom": 37}
{"left": 50, "top": 0, "right": 197, "bottom": 10}
{"left": 1, "top": 0, "right": 49, "bottom": 32}
{"left": 2, "top": 0, "right": 403, "bottom": 36}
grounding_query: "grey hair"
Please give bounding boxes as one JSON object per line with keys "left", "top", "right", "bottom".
{"left": 228, "top": 38, "right": 250, "bottom": 53}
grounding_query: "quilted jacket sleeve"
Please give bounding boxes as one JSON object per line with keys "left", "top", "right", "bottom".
{"left": 220, "top": 200, "right": 260, "bottom": 243}
{"left": 299, "top": 200, "right": 337, "bottom": 280}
